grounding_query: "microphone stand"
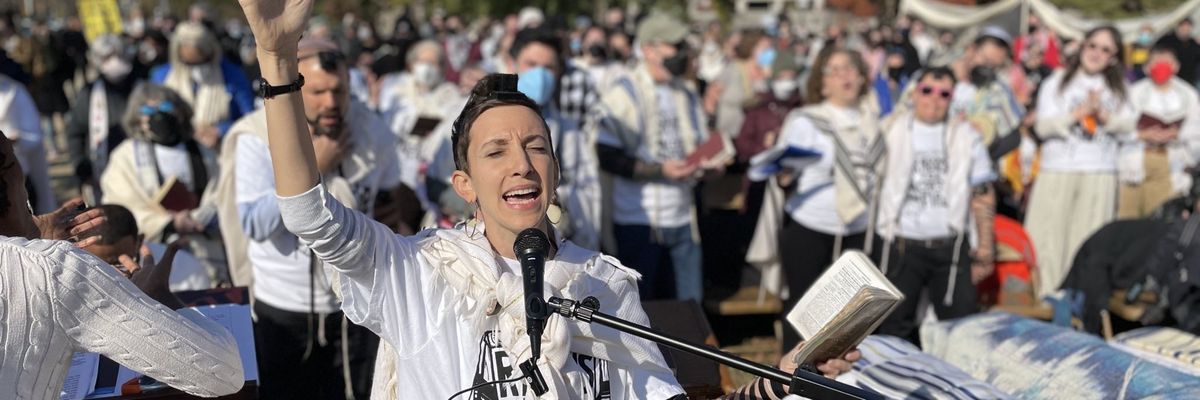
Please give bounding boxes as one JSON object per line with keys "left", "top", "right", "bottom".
{"left": 547, "top": 296, "right": 882, "bottom": 400}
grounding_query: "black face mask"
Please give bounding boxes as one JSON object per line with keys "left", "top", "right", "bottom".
{"left": 148, "top": 113, "right": 184, "bottom": 147}
{"left": 662, "top": 47, "right": 689, "bottom": 78}
{"left": 887, "top": 67, "right": 904, "bottom": 82}
{"left": 588, "top": 44, "right": 608, "bottom": 61}
{"left": 970, "top": 65, "right": 997, "bottom": 87}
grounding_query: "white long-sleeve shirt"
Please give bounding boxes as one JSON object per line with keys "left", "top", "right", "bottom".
{"left": 1035, "top": 70, "right": 1136, "bottom": 173}
{"left": 278, "top": 183, "right": 684, "bottom": 399}
{"left": 0, "top": 236, "right": 243, "bottom": 399}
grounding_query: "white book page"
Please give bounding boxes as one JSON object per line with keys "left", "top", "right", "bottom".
{"left": 59, "top": 352, "right": 98, "bottom": 400}
{"left": 786, "top": 251, "right": 884, "bottom": 339}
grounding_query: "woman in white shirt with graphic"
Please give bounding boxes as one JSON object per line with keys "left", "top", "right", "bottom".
{"left": 237, "top": 1, "right": 857, "bottom": 398}
{"left": 1027, "top": 26, "right": 1136, "bottom": 298}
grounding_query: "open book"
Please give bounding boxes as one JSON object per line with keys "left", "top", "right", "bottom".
{"left": 787, "top": 251, "right": 903, "bottom": 366}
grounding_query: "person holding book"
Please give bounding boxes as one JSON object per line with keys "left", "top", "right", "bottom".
{"left": 595, "top": 13, "right": 731, "bottom": 302}
{"left": 234, "top": 1, "right": 855, "bottom": 397}
{"left": 768, "top": 45, "right": 883, "bottom": 351}
{"left": 1118, "top": 44, "right": 1200, "bottom": 219}
{"left": 1026, "top": 26, "right": 1136, "bottom": 298}
{"left": 100, "top": 83, "right": 228, "bottom": 284}
{"left": 874, "top": 67, "right": 997, "bottom": 344}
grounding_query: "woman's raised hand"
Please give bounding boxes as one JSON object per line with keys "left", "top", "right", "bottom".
{"left": 237, "top": 0, "right": 314, "bottom": 59}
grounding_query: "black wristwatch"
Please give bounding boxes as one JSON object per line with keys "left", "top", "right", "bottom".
{"left": 257, "top": 74, "right": 304, "bottom": 99}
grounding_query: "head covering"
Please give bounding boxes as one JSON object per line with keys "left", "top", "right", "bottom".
{"left": 298, "top": 35, "right": 341, "bottom": 59}
{"left": 88, "top": 34, "right": 126, "bottom": 64}
{"left": 979, "top": 26, "right": 1013, "bottom": 48}
{"left": 636, "top": 13, "right": 689, "bottom": 45}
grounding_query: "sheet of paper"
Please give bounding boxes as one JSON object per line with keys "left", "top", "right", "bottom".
{"left": 60, "top": 352, "right": 98, "bottom": 400}
{"left": 191, "top": 304, "right": 259, "bottom": 381}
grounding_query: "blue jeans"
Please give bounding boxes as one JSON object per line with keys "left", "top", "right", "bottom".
{"left": 613, "top": 224, "right": 702, "bottom": 302}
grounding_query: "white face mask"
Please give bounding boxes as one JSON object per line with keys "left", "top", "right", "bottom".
{"left": 412, "top": 62, "right": 442, "bottom": 87}
{"left": 771, "top": 79, "right": 798, "bottom": 99}
{"left": 99, "top": 57, "right": 132, "bottom": 82}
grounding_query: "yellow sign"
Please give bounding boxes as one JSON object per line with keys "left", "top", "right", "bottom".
{"left": 78, "top": 0, "right": 123, "bottom": 42}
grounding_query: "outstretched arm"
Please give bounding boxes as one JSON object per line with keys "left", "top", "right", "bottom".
{"left": 238, "top": 0, "right": 319, "bottom": 197}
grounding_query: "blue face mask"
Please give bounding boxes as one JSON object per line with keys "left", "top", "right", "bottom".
{"left": 518, "top": 66, "right": 556, "bottom": 106}
{"left": 757, "top": 48, "right": 777, "bottom": 69}
{"left": 570, "top": 38, "right": 582, "bottom": 54}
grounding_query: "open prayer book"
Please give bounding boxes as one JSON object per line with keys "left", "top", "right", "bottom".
{"left": 787, "top": 251, "right": 903, "bottom": 366}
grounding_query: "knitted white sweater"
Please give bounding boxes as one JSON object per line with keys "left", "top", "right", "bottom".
{"left": 0, "top": 236, "right": 244, "bottom": 399}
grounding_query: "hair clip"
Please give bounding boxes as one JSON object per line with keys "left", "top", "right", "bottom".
{"left": 484, "top": 73, "right": 529, "bottom": 101}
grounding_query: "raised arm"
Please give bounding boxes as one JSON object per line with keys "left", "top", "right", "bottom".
{"left": 238, "top": 0, "right": 319, "bottom": 197}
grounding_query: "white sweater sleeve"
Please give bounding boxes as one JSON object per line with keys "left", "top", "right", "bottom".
{"left": 277, "top": 183, "right": 425, "bottom": 341}
{"left": 48, "top": 241, "right": 244, "bottom": 397}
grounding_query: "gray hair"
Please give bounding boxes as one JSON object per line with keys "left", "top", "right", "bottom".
{"left": 406, "top": 39, "right": 443, "bottom": 67}
{"left": 122, "top": 83, "right": 195, "bottom": 141}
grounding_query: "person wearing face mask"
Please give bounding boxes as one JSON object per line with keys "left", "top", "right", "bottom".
{"left": 508, "top": 27, "right": 605, "bottom": 251}
{"left": 595, "top": 13, "right": 732, "bottom": 302}
{"left": 924, "top": 27, "right": 1026, "bottom": 147}
{"left": 150, "top": 22, "right": 255, "bottom": 150}
{"left": 66, "top": 34, "right": 139, "bottom": 205}
{"left": 560, "top": 26, "right": 609, "bottom": 129}
{"left": 132, "top": 30, "right": 168, "bottom": 81}
{"left": 1128, "top": 25, "right": 1156, "bottom": 81}
{"left": 377, "top": 39, "right": 464, "bottom": 215}
{"left": 725, "top": 50, "right": 805, "bottom": 299}
{"left": 1118, "top": 45, "right": 1200, "bottom": 219}
{"left": 1027, "top": 26, "right": 1136, "bottom": 298}
{"left": 100, "top": 83, "right": 227, "bottom": 284}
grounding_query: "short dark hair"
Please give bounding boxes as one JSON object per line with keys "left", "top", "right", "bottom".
{"left": 1149, "top": 42, "right": 1179, "bottom": 60}
{"left": 95, "top": 204, "right": 138, "bottom": 245}
{"left": 915, "top": 66, "right": 958, "bottom": 87}
{"left": 314, "top": 51, "right": 346, "bottom": 73}
{"left": 450, "top": 74, "right": 553, "bottom": 172}
{"left": 509, "top": 27, "right": 562, "bottom": 63}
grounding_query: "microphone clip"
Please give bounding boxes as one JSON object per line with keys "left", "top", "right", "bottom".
{"left": 519, "top": 358, "right": 549, "bottom": 396}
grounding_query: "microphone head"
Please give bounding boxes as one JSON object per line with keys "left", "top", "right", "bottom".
{"left": 514, "top": 228, "right": 550, "bottom": 257}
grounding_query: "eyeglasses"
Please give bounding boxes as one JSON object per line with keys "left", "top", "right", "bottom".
{"left": 139, "top": 100, "right": 175, "bottom": 116}
{"left": 1085, "top": 42, "right": 1116, "bottom": 56}
{"left": 918, "top": 85, "right": 953, "bottom": 99}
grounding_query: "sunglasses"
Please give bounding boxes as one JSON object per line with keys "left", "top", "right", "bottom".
{"left": 139, "top": 100, "right": 175, "bottom": 116}
{"left": 1085, "top": 42, "right": 1116, "bottom": 56}
{"left": 918, "top": 85, "right": 952, "bottom": 99}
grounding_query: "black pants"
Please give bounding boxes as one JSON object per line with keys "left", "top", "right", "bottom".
{"left": 253, "top": 300, "right": 379, "bottom": 399}
{"left": 779, "top": 219, "right": 865, "bottom": 351}
{"left": 699, "top": 194, "right": 762, "bottom": 300}
{"left": 873, "top": 237, "right": 979, "bottom": 345}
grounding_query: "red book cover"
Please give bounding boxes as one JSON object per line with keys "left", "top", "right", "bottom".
{"left": 685, "top": 133, "right": 727, "bottom": 167}
{"left": 1137, "top": 114, "right": 1184, "bottom": 131}
{"left": 154, "top": 176, "right": 199, "bottom": 212}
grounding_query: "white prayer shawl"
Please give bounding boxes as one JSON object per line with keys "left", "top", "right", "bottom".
{"left": 876, "top": 112, "right": 982, "bottom": 306}
{"left": 88, "top": 81, "right": 110, "bottom": 180}
{"left": 326, "top": 218, "right": 676, "bottom": 399}
{"left": 1119, "top": 78, "right": 1200, "bottom": 195}
{"left": 795, "top": 100, "right": 885, "bottom": 226}
{"left": 213, "top": 103, "right": 394, "bottom": 288}
{"left": 163, "top": 23, "right": 230, "bottom": 129}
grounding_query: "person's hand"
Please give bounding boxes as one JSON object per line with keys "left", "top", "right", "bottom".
{"left": 237, "top": 0, "right": 315, "bottom": 59}
{"left": 171, "top": 212, "right": 204, "bottom": 234}
{"left": 120, "top": 241, "right": 185, "bottom": 310}
{"left": 662, "top": 159, "right": 699, "bottom": 181}
{"left": 703, "top": 82, "right": 724, "bottom": 115}
{"left": 779, "top": 342, "right": 862, "bottom": 379}
{"left": 194, "top": 124, "right": 220, "bottom": 149}
{"left": 970, "top": 247, "right": 995, "bottom": 285}
{"left": 34, "top": 198, "right": 105, "bottom": 248}
{"left": 312, "top": 132, "right": 350, "bottom": 175}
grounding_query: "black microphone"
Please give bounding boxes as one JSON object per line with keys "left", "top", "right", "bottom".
{"left": 514, "top": 228, "right": 550, "bottom": 363}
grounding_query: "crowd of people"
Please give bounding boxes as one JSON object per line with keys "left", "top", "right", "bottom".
{"left": 6, "top": 0, "right": 1200, "bottom": 398}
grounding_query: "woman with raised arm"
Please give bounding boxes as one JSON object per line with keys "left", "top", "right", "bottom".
{"left": 237, "top": 1, "right": 857, "bottom": 398}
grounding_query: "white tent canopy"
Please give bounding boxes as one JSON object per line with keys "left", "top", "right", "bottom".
{"left": 901, "top": 0, "right": 1200, "bottom": 43}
